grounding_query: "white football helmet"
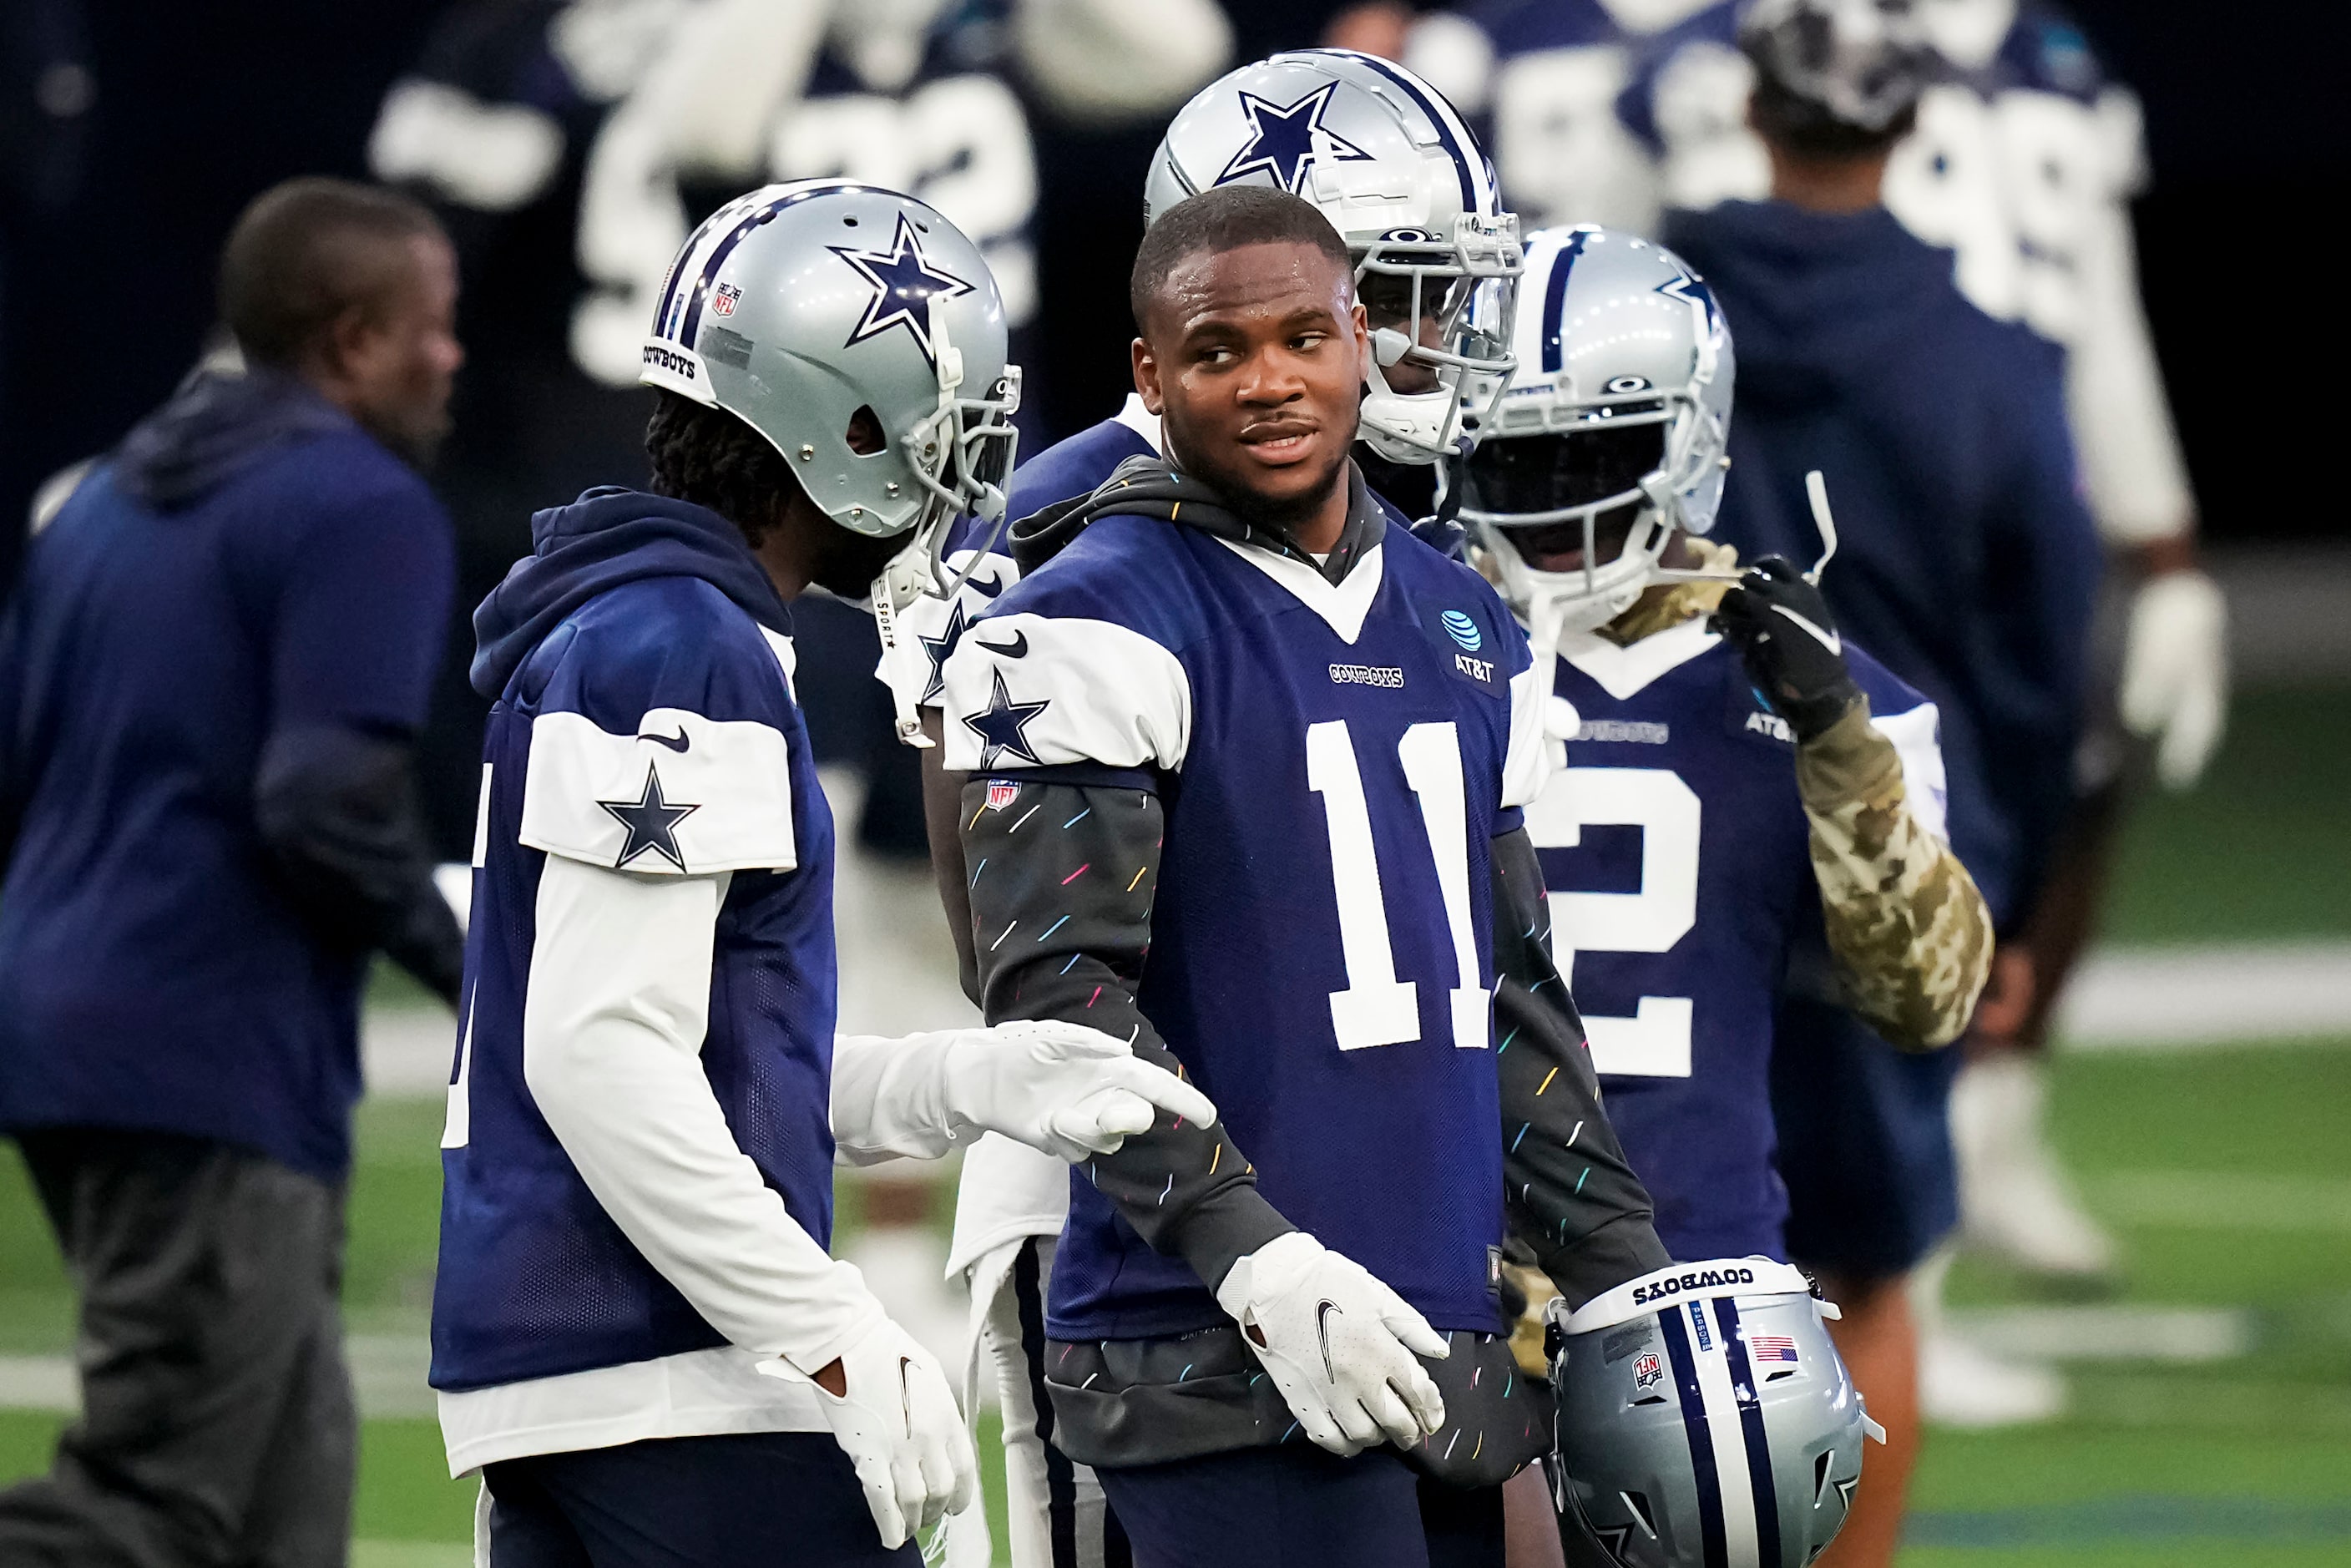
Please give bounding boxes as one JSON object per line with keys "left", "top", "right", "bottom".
{"left": 1145, "top": 48, "right": 1522, "bottom": 466}
{"left": 1456, "top": 225, "right": 1734, "bottom": 635}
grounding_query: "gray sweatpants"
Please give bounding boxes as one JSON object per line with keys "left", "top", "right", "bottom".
{"left": 0, "top": 1129, "right": 355, "bottom": 1568}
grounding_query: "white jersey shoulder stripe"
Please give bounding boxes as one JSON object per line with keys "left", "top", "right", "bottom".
{"left": 520, "top": 706, "right": 797, "bottom": 876}
{"left": 940, "top": 612, "right": 1192, "bottom": 775}
{"left": 1868, "top": 700, "right": 1949, "bottom": 842}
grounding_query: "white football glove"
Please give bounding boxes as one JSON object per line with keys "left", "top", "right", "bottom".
{"left": 1215, "top": 1231, "right": 1449, "bottom": 1456}
{"left": 944, "top": 1019, "right": 1218, "bottom": 1163}
{"left": 758, "top": 1317, "right": 977, "bottom": 1550}
{"left": 2118, "top": 569, "right": 2227, "bottom": 791}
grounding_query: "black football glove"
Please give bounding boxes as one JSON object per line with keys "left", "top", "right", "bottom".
{"left": 1709, "top": 555, "right": 1862, "bottom": 741}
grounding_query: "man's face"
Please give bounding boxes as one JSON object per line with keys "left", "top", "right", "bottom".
{"left": 1134, "top": 240, "right": 1368, "bottom": 525}
{"left": 343, "top": 233, "right": 463, "bottom": 467}
{"left": 1358, "top": 269, "right": 1455, "bottom": 397}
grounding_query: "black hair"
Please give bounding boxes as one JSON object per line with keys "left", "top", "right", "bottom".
{"left": 217, "top": 177, "right": 443, "bottom": 368}
{"left": 644, "top": 388, "right": 804, "bottom": 549}
{"left": 1748, "top": 71, "right": 1918, "bottom": 157}
{"left": 1129, "top": 185, "right": 1354, "bottom": 334}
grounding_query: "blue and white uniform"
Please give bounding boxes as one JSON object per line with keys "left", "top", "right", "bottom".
{"left": 1530, "top": 619, "right": 1944, "bottom": 1261}
{"left": 943, "top": 507, "right": 1548, "bottom": 1341}
{"left": 434, "top": 488, "right": 866, "bottom": 1474}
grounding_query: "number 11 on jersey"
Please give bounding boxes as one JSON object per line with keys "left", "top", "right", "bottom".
{"left": 1306, "top": 719, "right": 1488, "bottom": 1053}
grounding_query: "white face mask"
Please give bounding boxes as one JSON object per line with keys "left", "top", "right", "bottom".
{"left": 1911, "top": 0, "right": 2018, "bottom": 69}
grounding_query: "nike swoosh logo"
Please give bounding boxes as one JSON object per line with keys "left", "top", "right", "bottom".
{"left": 640, "top": 729, "right": 691, "bottom": 753}
{"left": 968, "top": 570, "right": 1005, "bottom": 599}
{"left": 1773, "top": 605, "right": 1841, "bottom": 656}
{"left": 973, "top": 630, "right": 1029, "bottom": 658}
{"left": 1315, "top": 1299, "right": 1342, "bottom": 1383}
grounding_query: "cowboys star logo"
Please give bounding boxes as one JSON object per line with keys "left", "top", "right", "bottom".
{"left": 829, "top": 213, "right": 974, "bottom": 370}
{"left": 1216, "top": 83, "right": 1374, "bottom": 195}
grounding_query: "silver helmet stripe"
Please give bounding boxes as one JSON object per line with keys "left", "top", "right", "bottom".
{"left": 1323, "top": 47, "right": 1490, "bottom": 215}
{"left": 1715, "top": 1297, "right": 1786, "bottom": 1568}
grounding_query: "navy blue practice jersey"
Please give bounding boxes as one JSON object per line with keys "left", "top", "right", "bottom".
{"left": 940, "top": 513, "right": 1550, "bottom": 1340}
{"left": 1528, "top": 619, "right": 1944, "bottom": 1260}
{"left": 432, "top": 575, "right": 837, "bottom": 1393}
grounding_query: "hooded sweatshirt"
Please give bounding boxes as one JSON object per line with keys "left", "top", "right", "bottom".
{"left": 1662, "top": 200, "right": 2101, "bottom": 927}
{"left": 0, "top": 367, "right": 456, "bottom": 1178}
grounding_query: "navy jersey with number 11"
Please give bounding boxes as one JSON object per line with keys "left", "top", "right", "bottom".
{"left": 942, "top": 510, "right": 1549, "bottom": 1341}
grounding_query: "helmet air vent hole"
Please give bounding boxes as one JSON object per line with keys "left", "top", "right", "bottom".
{"left": 1813, "top": 1450, "right": 1833, "bottom": 1504}
{"left": 846, "top": 407, "right": 885, "bottom": 456}
{"left": 843, "top": 215, "right": 859, "bottom": 226}
{"left": 1767, "top": 1368, "right": 1797, "bottom": 1382}
{"left": 1631, "top": 1394, "right": 1668, "bottom": 1407}
{"left": 1622, "top": 1491, "right": 1657, "bottom": 1539}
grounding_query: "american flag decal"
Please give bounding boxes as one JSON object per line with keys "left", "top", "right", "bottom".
{"left": 1749, "top": 1333, "right": 1800, "bottom": 1364}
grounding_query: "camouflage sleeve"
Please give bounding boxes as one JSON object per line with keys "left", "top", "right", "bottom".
{"left": 1490, "top": 827, "right": 1673, "bottom": 1306}
{"left": 960, "top": 776, "right": 1294, "bottom": 1292}
{"left": 1794, "top": 701, "right": 1996, "bottom": 1050}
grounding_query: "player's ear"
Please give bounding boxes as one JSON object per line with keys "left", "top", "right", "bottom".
{"left": 1133, "top": 336, "right": 1165, "bottom": 417}
{"left": 1349, "top": 300, "right": 1370, "bottom": 373}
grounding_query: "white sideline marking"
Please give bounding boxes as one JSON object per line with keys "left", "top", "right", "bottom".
{"left": 0, "top": 1334, "right": 436, "bottom": 1416}
{"left": 1945, "top": 1303, "right": 2253, "bottom": 1363}
{"left": 2056, "top": 942, "right": 2351, "bottom": 1049}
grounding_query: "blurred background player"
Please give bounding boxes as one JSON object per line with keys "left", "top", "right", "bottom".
{"left": 1451, "top": 220, "right": 1995, "bottom": 1555}
{"left": 887, "top": 49, "right": 1536, "bottom": 1567}
{"left": 1654, "top": 3, "right": 2101, "bottom": 1560}
{"left": 1401, "top": 0, "right": 2225, "bottom": 1348}
{"left": 0, "top": 177, "right": 465, "bottom": 1568}
{"left": 367, "top": 0, "right": 1238, "bottom": 1378}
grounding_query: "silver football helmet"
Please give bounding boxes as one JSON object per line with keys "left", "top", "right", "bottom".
{"left": 1457, "top": 225, "right": 1735, "bottom": 637}
{"left": 1548, "top": 1260, "right": 1885, "bottom": 1568}
{"left": 640, "top": 180, "right": 1020, "bottom": 549}
{"left": 1742, "top": 0, "right": 1936, "bottom": 134}
{"left": 1145, "top": 48, "right": 1523, "bottom": 466}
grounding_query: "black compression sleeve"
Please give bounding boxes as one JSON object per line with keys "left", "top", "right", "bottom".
{"left": 1490, "top": 826, "right": 1672, "bottom": 1302}
{"left": 255, "top": 724, "right": 464, "bottom": 1005}
{"left": 961, "top": 776, "right": 1293, "bottom": 1291}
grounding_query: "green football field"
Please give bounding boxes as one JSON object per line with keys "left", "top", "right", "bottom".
{"left": 3, "top": 686, "right": 2348, "bottom": 1563}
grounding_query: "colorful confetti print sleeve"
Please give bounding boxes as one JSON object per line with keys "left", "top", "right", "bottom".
{"left": 959, "top": 775, "right": 1296, "bottom": 1292}
{"left": 1489, "top": 826, "right": 1674, "bottom": 1304}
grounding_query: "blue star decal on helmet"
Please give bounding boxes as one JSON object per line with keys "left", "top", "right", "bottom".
{"left": 1217, "top": 83, "right": 1373, "bottom": 195}
{"left": 960, "top": 667, "right": 1050, "bottom": 769}
{"left": 830, "top": 213, "right": 974, "bottom": 370}
{"left": 1656, "top": 271, "right": 1721, "bottom": 336}
{"left": 597, "top": 762, "right": 700, "bottom": 872}
{"left": 918, "top": 598, "right": 969, "bottom": 706}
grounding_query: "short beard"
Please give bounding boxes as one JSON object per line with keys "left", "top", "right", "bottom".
{"left": 1176, "top": 431, "right": 1352, "bottom": 544}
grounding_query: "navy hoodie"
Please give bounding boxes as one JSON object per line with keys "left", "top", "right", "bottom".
{"left": 0, "top": 369, "right": 455, "bottom": 1177}
{"left": 1662, "top": 201, "right": 2101, "bottom": 927}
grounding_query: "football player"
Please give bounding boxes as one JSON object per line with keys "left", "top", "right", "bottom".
{"left": 938, "top": 184, "right": 1669, "bottom": 1568}
{"left": 1452, "top": 221, "right": 1995, "bottom": 1562}
{"left": 872, "top": 48, "right": 1563, "bottom": 1568}
{"left": 1653, "top": 6, "right": 2101, "bottom": 1560}
{"left": 432, "top": 183, "right": 1217, "bottom": 1568}
{"left": 1413, "top": 0, "right": 2221, "bottom": 1308}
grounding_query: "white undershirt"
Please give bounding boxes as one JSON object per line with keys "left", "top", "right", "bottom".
{"left": 440, "top": 856, "right": 995, "bottom": 1475}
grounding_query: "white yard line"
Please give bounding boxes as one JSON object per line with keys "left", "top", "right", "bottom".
{"left": 2087, "top": 1170, "right": 2351, "bottom": 1233}
{"left": 1944, "top": 1303, "right": 2253, "bottom": 1363}
{"left": 0, "top": 1334, "right": 436, "bottom": 1417}
{"left": 2055, "top": 941, "right": 2351, "bottom": 1050}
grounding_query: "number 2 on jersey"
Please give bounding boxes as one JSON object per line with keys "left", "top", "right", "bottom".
{"left": 1306, "top": 720, "right": 1487, "bottom": 1053}
{"left": 1524, "top": 766, "right": 1701, "bottom": 1078}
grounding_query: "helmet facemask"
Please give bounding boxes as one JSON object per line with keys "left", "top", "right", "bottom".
{"left": 1462, "top": 391, "right": 1712, "bottom": 636}
{"left": 1351, "top": 211, "right": 1522, "bottom": 465}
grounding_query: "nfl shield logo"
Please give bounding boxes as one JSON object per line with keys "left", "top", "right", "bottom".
{"left": 1634, "top": 1353, "right": 1664, "bottom": 1391}
{"left": 985, "top": 780, "right": 1020, "bottom": 812}
{"left": 711, "top": 282, "right": 742, "bottom": 317}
